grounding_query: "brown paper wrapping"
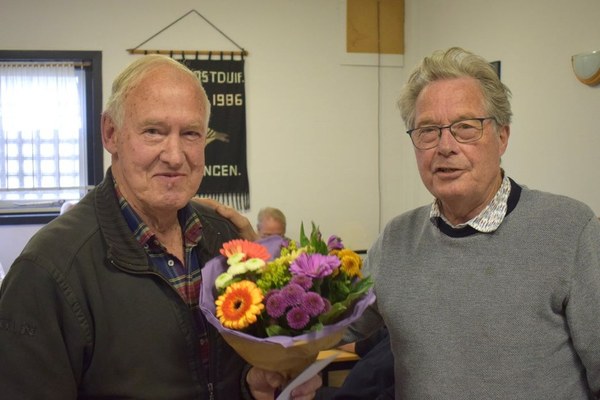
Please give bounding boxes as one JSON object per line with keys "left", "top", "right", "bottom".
{"left": 221, "top": 329, "right": 345, "bottom": 378}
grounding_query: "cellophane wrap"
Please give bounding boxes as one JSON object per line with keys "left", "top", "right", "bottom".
{"left": 199, "top": 235, "right": 375, "bottom": 377}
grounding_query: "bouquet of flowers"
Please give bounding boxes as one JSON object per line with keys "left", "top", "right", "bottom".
{"left": 199, "top": 223, "right": 375, "bottom": 377}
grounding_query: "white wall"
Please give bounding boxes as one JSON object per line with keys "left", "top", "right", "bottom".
{"left": 1, "top": 0, "right": 599, "bottom": 270}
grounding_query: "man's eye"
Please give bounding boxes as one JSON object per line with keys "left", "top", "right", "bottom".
{"left": 418, "top": 127, "right": 438, "bottom": 135}
{"left": 144, "top": 128, "right": 160, "bottom": 135}
{"left": 454, "top": 123, "right": 475, "bottom": 130}
{"left": 184, "top": 131, "right": 203, "bottom": 139}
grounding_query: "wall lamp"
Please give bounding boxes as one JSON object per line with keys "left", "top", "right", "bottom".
{"left": 572, "top": 50, "right": 600, "bottom": 86}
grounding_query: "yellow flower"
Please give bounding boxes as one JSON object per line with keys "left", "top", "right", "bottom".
{"left": 276, "top": 247, "right": 305, "bottom": 266}
{"left": 215, "top": 280, "right": 264, "bottom": 330}
{"left": 337, "top": 249, "right": 363, "bottom": 278}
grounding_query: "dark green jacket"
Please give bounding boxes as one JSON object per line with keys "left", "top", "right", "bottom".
{"left": 0, "top": 169, "right": 249, "bottom": 399}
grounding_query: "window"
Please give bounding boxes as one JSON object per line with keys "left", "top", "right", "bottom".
{"left": 0, "top": 50, "right": 103, "bottom": 224}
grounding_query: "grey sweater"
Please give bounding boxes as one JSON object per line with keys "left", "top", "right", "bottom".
{"left": 350, "top": 182, "right": 600, "bottom": 399}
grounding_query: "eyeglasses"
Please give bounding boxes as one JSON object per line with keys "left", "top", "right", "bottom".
{"left": 406, "top": 117, "right": 496, "bottom": 150}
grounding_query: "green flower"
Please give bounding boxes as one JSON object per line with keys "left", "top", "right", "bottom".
{"left": 227, "top": 252, "right": 245, "bottom": 266}
{"left": 245, "top": 258, "right": 266, "bottom": 272}
{"left": 227, "top": 262, "right": 248, "bottom": 276}
{"left": 215, "top": 272, "right": 233, "bottom": 290}
{"left": 256, "top": 259, "right": 292, "bottom": 292}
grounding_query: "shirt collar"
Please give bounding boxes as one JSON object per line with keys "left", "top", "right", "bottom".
{"left": 114, "top": 182, "right": 203, "bottom": 249}
{"left": 430, "top": 173, "right": 511, "bottom": 233}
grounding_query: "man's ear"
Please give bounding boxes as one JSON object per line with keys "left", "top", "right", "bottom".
{"left": 101, "top": 113, "right": 118, "bottom": 155}
{"left": 498, "top": 124, "right": 510, "bottom": 157}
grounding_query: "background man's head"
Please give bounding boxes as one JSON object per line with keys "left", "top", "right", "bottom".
{"left": 257, "top": 207, "right": 286, "bottom": 238}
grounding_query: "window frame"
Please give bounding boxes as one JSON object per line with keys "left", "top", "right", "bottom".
{"left": 0, "top": 50, "right": 103, "bottom": 225}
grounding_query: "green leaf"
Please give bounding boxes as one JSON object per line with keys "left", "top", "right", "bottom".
{"left": 352, "top": 275, "right": 374, "bottom": 293}
{"left": 315, "top": 240, "right": 328, "bottom": 255}
{"left": 309, "top": 321, "right": 324, "bottom": 332}
{"left": 308, "top": 221, "right": 328, "bottom": 254}
{"left": 327, "top": 279, "right": 351, "bottom": 303}
{"left": 309, "top": 222, "right": 319, "bottom": 249}
{"left": 266, "top": 324, "right": 291, "bottom": 337}
{"left": 300, "top": 222, "right": 309, "bottom": 247}
{"left": 319, "top": 302, "right": 348, "bottom": 324}
{"left": 317, "top": 277, "right": 374, "bottom": 325}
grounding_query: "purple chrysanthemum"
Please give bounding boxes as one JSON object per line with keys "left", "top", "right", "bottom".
{"left": 327, "top": 235, "right": 344, "bottom": 251}
{"left": 281, "top": 283, "right": 305, "bottom": 306}
{"left": 263, "top": 289, "right": 280, "bottom": 304}
{"left": 290, "top": 275, "right": 313, "bottom": 291}
{"left": 290, "top": 253, "right": 340, "bottom": 278}
{"left": 286, "top": 306, "right": 310, "bottom": 330}
{"left": 301, "top": 292, "right": 326, "bottom": 317}
{"left": 265, "top": 292, "right": 287, "bottom": 318}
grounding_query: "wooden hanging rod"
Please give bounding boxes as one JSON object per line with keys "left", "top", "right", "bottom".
{"left": 0, "top": 61, "right": 92, "bottom": 68}
{"left": 127, "top": 49, "right": 248, "bottom": 57}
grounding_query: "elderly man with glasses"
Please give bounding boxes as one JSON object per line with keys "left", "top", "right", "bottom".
{"left": 344, "top": 47, "right": 600, "bottom": 399}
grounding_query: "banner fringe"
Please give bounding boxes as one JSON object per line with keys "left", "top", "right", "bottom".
{"left": 198, "top": 192, "right": 250, "bottom": 212}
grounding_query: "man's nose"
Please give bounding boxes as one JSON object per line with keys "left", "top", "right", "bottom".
{"left": 436, "top": 127, "right": 458, "bottom": 152}
{"left": 160, "top": 134, "right": 185, "bottom": 165}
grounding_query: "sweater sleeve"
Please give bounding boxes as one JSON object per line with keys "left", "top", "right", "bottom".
{"left": 565, "top": 216, "right": 600, "bottom": 397}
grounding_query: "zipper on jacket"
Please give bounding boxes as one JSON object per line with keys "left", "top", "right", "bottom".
{"left": 109, "top": 259, "right": 213, "bottom": 396}
{"left": 208, "top": 382, "right": 214, "bottom": 400}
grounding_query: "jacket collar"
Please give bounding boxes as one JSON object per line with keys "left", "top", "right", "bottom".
{"left": 95, "top": 168, "right": 150, "bottom": 270}
{"left": 93, "top": 168, "right": 235, "bottom": 271}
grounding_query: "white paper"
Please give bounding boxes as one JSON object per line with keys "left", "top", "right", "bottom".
{"left": 275, "top": 350, "right": 341, "bottom": 400}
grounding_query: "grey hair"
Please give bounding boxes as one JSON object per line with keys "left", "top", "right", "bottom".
{"left": 103, "top": 54, "right": 210, "bottom": 129}
{"left": 398, "top": 47, "right": 512, "bottom": 130}
{"left": 257, "top": 207, "right": 287, "bottom": 233}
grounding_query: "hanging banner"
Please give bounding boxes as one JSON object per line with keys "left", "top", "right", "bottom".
{"left": 181, "top": 57, "right": 250, "bottom": 210}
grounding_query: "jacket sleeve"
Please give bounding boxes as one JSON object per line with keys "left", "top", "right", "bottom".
{"left": 191, "top": 201, "right": 241, "bottom": 264}
{"left": 0, "top": 256, "right": 89, "bottom": 399}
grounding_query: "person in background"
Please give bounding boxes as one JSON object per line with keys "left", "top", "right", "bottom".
{"left": 345, "top": 47, "right": 600, "bottom": 399}
{"left": 59, "top": 199, "right": 78, "bottom": 214}
{"left": 0, "top": 55, "right": 320, "bottom": 400}
{"left": 257, "top": 206, "right": 287, "bottom": 238}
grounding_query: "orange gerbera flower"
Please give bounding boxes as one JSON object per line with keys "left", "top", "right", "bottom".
{"left": 220, "top": 239, "right": 271, "bottom": 262}
{"left": 215, "top": 280, "right": 264, "bottom": 330}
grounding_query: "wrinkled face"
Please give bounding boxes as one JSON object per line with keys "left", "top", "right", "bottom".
{"left": 102, "top": 66, "right": 208, "bottom": 218}
{"left": 258, "top": 217, "right": 285, "bottom": 238}
{"left": 413, "top": 77, "right": 509, "bottom": 218}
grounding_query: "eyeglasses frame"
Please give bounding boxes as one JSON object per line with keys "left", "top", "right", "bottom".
{"left": 406, "top": 117, "right": 497, "bottom": 150}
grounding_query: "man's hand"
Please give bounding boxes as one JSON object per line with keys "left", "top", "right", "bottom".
{"left": 246, "top": 367, "right": 322, "bottom": 400}
{"left": 192, "top": 197, "right": 258, "bottom": 241}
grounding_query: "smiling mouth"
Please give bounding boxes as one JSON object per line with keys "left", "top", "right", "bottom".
{"left": 155, "top": 174, "right": 186, "bottom": 184}
{"left": 157, "top": 172, "right": 185, "bottom": 178}
{"left": 436, "top": 167, "right": 459, "bottom": 173}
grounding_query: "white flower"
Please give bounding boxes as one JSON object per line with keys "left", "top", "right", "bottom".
{"left": 245, "top": 258, "right": 266, "bottom": 272}
{"left": 227, "top": 262, "right": 249, "bottom": 276}
{"left": 215, "top": 272, "right": 233, "bottom": 290}
{"left": 227, "top": 252, "right": 245, "bottom": 266}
